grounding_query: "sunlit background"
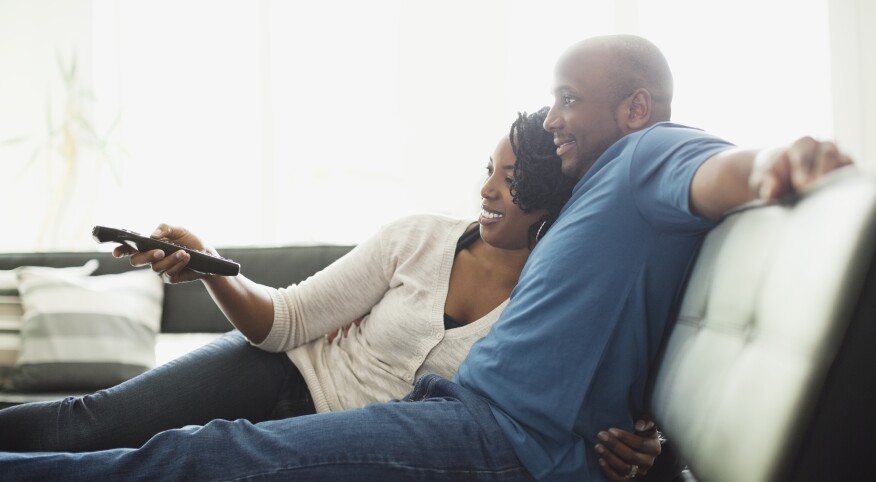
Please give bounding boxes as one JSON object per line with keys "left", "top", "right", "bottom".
{"left": 1, "top": 0, "right": 873, "bottom": 251}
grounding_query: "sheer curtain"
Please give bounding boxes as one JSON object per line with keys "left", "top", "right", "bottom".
{"left": 0, "top": 0, "right": 835, "bottom": 251}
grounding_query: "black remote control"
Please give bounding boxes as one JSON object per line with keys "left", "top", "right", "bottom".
{"left": 92, "top": 226, "right": 241, "bottom": 276}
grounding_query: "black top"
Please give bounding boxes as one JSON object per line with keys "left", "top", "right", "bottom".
{"left": 444, "top": 224, "right": 480, "bottom": 330}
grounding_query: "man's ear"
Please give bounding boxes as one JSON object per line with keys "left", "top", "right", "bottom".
{"left": 621, "top": 88, "right": 652, "bottom": 132}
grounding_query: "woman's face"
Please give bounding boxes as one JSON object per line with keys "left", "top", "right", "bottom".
{"left": 479, "top": 137, "right": 549, "bottom": 250}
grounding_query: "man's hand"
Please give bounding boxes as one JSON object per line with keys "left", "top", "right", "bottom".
{"left": 595, "top": 418, "right": 662, "bottom": 480}
{"left": 113, "top": 224, "right": 212, "bottom": 284}
{"left": 750, "top": 137, "right": 854, "bottom": 201}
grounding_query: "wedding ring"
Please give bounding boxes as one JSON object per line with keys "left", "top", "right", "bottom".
{"left": 626, "top": 464, "right": 639, "bottom": 478}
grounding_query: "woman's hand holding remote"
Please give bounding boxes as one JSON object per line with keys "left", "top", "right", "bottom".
{"left": 114, "top": 224, "right": 215, "bottom": 284}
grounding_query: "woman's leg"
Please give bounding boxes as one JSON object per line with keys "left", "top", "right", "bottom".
{"left": 0, "top": 330, "right": 313, "bottom": 451}
{"left": 0, "top": 375, "right": 535, "bottom": 482}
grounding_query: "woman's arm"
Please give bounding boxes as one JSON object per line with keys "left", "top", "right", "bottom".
{"left": 120, "top": 219, "right": 406, "bottom": 351}
{"left": 115, "top": 224, "right": 275, "bottom": 343}
{"left": 202, "top": 273, "right": 274, "bottom": 343}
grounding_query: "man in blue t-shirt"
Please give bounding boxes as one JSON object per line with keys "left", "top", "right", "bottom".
{"left": 0, "top": 35, "right": 853, "bottom": 482}
{"left": 452, "top": 35, "right": 850, "bottom": 481}
{"left": 456, "top": 36, "right": 734, "bottom": 480}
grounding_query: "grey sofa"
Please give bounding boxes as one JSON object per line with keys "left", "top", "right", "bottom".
{"left": 0, "top": 245, "right": 354, "bottom": 334}
{"left": 0, "top": 244, "right": 353, "bottom": 407}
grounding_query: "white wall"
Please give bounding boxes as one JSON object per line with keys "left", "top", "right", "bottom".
{"left": 830, "top": 0, "right": 876, "bottom": 168}
{"left": 0, "top": 0, "right": 97, "bottom": 250}
{"left": 0, "top": 0, "right": 869, "bottom": 252}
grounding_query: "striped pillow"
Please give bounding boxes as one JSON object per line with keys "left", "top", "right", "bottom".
{"left": 0, "top": 270, "right": 23, "bottom": 383}
{"left": 9, "top": 263, "right": 163, "bottom": 391}
{"left": 0, "top": 263, "right": 100, "bottom": 386}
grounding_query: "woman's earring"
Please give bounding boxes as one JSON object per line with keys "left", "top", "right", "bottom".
{"left": 535, "top": 220, "right": 548, "bottom": 243}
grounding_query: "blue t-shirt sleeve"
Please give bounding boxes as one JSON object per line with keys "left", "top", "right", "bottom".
{"left": 629, "top": 125, "right": 735, "bottom": 232}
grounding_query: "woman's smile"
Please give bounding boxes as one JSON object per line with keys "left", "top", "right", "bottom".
{"left": 479, "top": 206, "right": 504, "bottom": 225}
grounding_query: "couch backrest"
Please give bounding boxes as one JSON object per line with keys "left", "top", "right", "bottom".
{"left": 649, "top": 169, "right": 876, "bottom": 481}
{"left": 161, "top": 245, "right": 354, "bottom": 333}
{"left": 0, "top": 245, "right": 354, "bottom": 333}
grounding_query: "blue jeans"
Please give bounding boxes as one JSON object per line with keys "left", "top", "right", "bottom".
{"left": 0, "top": 331, "right": 315, "bottom": 451}
{"left": 0, "top": 374, "right": 534, "bottom": 481}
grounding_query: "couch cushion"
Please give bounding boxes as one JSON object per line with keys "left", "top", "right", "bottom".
{"left": 8, "top": 263, "right": 163, "bottom": 391}
{"left": 649, "top": 170, "right": 876, "bottom": 481}
{"left": 0, "top": 263, "right": 101, "bottom": 383}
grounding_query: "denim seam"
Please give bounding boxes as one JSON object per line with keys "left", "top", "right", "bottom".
{"left": 216, "top": 460, "right": 531, "bottom": 481}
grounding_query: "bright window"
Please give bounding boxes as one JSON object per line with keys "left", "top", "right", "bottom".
{"left": 0, "top": 0, "right": 832, "bottom": 251}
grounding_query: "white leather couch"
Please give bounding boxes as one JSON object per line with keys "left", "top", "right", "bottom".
{"left": 650, "top": 167, "right": 875, "bottom": 481}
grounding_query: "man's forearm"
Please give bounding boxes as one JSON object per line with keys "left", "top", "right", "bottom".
{"left": 691, "top": 138, "right": 856, "bottom": 221}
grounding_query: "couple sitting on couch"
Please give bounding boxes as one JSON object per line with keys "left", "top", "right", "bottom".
{"left": 0, "top": 104, "right": 664, "bottom": 480}
{"left": 0, "top": 34, "right": 852, "bottom": 481}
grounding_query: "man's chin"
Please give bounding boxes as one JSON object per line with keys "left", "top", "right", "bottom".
{"left": 561, "top": 159, "right": 583, "bottom": 179}
{"left": 562, "top": 157, "right": 595, "bottom": 180}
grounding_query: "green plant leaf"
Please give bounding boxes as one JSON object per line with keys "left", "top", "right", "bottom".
{"left": 0, "top": 135, "right": 30, "bottom": 146}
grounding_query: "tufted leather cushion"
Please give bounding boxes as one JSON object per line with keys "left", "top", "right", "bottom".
{"left": 650, "top": 168, "right": 876, "bottom": 482}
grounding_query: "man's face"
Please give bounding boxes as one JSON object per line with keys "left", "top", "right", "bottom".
{"left": 543, "top": 50, "right": 627, "bottom": 180}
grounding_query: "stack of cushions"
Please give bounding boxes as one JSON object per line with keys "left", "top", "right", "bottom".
{"left": 1, "top": 260, "right": 164, "bottom": 392}
{"left": 0, "top": 270, "right": 23, "bottom": 382}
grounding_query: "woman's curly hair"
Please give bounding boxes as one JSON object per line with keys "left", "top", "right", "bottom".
{"left": 508, "top": 106, "right": 577, "bottom": 247}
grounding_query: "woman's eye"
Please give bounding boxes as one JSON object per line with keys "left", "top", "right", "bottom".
{"left": 563, "top": 95, "right": 576, "bottom": 106}
{"left": 505, "top": 177, "right": 514, "bottom": 185}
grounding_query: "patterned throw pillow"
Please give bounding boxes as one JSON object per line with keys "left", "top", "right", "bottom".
{"left": 8, "top": 263, "right": 163, "bottom": 391}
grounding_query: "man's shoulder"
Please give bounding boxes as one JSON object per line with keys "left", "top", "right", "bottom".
{"left": 621, "top": 122, "right": 735, "bottom": 163}
{"left": 630, "top": 122, "right": 711, "bottom": 142}
{"left": 591, "top": 123, "right": 723, "bottom": 178}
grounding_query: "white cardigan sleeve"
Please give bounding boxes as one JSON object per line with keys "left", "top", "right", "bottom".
{"left": 253, "top": 222, "right": 395, "bottom": 353}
